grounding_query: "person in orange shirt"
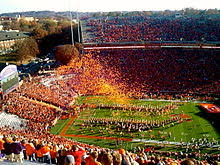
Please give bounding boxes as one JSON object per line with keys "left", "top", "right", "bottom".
{"left": 38, "top": 142, "right": 51, "bottom": 164}
{"left": 50, "top": 145, "right": 58, "bottom": 164}
{"left": 36, "top": 147, "right": 43, "bottom": 163}
{"left": 0, "top": 137, "right": 5, "bottom": 152}
{"left": 85, "top": 151, "right": 102, "bottom": 165}
{"left": 68, "top": 145, "right": 86, "bottom": 165}
{"left": 24, "top": 140, "right": 36, "bottom": 162}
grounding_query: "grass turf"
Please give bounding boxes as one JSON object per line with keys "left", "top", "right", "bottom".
{"left": 67, "top": 136, "right": 220, "bottom": 154}
{"left": 50, "top": 96, "right": 220, "bottom": 150}
{"left": 50, "top": 118, "right": 70, "bottom": 135}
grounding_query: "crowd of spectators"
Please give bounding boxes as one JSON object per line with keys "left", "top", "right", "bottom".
{"left": 0, "top": 62, "right": 218, "bottom": 164}
{"left": 87, "top": 48, "right": 219, "bottom": 97}
{"left": 0, "top": 132, "right": 219, "bottom": 164}
{"left": 5, "top": 93, "right": 60, "bottom": 125}
{"left": 19, "top": 76, "right": 78, "bottom": 110}
{"left": 0, "top": 13, "right": 219, "bottom": 165}
{"left": 0, "top": 73, "right": 81, "bottom": 136}
{"left": 83, "top": 16, "right": 220, "bottom": 43}
{"left": 0, "top": 67, "right": 218, "bottom": 164}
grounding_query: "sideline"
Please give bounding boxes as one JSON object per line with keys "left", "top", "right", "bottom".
{"left": 140, "top": 99, "right": 210, "bottom": 104}
{"left": 60, "top": 115, "right": 78, "bottom": 136}
{"left": 63, "top": 134, "right": 132, "bottom": 142}
{"left": 132, "top": 139, "right": 220, "bottom": 148}
{"left": 53, "top": 119, "right": 70, "bottom": 135}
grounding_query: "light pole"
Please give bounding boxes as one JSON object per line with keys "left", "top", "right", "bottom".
{"left": 69, "top": 11, "right": 74, "bottom": 46}
{"left": 77, "top": 11, "right": 81, "bottom": 43}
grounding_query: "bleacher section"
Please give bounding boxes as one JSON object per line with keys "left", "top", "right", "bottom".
{"left": 81, "top": 16, "right": 220, "bottom": 43}
{"left": 0, "top": 112, "right": 26, "bottom": 129}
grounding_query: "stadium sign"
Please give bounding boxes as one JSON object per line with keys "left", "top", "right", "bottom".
{"left": 0, "top": 65, "right": 19, "bottom": 96}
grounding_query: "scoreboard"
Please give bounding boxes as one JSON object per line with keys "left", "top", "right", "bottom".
{"left": 0, "top": 65, "right": 19, "bottom": 96}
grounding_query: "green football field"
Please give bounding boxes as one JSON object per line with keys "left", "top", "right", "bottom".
{"left": 50, "top": 96, "right": 220, "bottom": 150}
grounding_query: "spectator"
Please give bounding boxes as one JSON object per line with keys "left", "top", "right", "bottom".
{"left": 85, "top": 151, "right": 102, "bottom": 165}
{"left": 118, "top": 148, "right": 132, "bottom": 165}
{"left": 2, "top": 137, "right": 13, "bottom": 161}
{"left": 57, "top": 149, "right": 68, "bottom": 165}
{"left": 39, "top": 141, "right": 51, "bottom": 164}
{"left": 112, "top": 151, "right": 122, "bottom": 165}
{"left": 10, "top": 137, "right": 24, "bottom": 163}
{"left": 65, "top": 155, "right": 75, "bottom": 165}
{"left": 24, "top": 140, "right": 36, "bottom": 162}
{"left": 68, "top": 145, "right": 86, "bottom": 165}
{"left": 181, "top": 159, "right": 195, "bottom": 165}
{"left": 99, "top": 151, "right": 113, "bottom": 165}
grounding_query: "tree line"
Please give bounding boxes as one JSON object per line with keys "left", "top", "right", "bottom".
{"left": 3, "top": 17, "right": 80, "bottom": 64}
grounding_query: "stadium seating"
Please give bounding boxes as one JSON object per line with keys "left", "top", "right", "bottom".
{"left": 0, "top": 112, "right": 26, "bottom": 129}
{"left": 83, "top": 16, "right": 220, "bottom": 43}
{"left": 0, "top": 14, "right": 219, "bottom": 165}
{"left": 87, "top": 48, "right": 219, "bottom": 96}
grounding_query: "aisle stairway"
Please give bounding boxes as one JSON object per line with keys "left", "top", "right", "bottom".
{"left": 0, "top": 112, "right": 27, "bottom": 129}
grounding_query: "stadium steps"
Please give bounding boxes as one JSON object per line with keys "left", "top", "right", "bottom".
{"left": 0, "top": 112, "right": 27, "bottom": 129}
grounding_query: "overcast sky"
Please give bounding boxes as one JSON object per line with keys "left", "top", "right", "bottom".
{"left": 0, "top": 0, "right": 219, "bottom": 14}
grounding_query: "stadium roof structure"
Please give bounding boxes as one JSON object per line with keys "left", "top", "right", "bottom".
{"left": 0, "top": 31, "right": 30, "bottom": 41}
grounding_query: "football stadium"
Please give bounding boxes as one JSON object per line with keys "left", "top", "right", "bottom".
{"left": 0, "top": 11, "right": 220, "bottom": 165}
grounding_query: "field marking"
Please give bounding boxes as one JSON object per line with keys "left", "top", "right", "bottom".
{"left": 63, "top": 134, "right": 132, "bottom": 142}
{"left": 59, "top": 114, "right": 132, "bottom": 141}
{"left": 53, "top": 119, "right": 70, "bottom": 135}
{"left": 56, "top": 100, "right": 219, "bottom": 144}
{"left": 60, "top": 115, "right": 77, "bottom": 136}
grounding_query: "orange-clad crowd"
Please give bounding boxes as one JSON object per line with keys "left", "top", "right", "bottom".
{"left": 0, "top": 131, "right": 219, "bottom": 165}
{"left": 0, "top": 74, "right": 218, "bottom": 164}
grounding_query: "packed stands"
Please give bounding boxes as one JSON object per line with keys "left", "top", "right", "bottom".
{"left": 0, "top": 13, "right": 219, "bottom": 165}
{"left": 82, "top": 16, "right": 220, "bottom": 43}
{"left": 87, "top": 48, "right": 220, "bottom": 97}
{"left": 0, "top": 129, "right": 219, "bottom": 164}
{"left": 0, "top": 69, "right": 219, "bottom": 164}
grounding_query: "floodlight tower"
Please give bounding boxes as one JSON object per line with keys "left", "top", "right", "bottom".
{"left": 77, "top": 11, "right": 81, "bottom": 43}
{"left": 69, "top": 10, "right": 75, "bottom": 46}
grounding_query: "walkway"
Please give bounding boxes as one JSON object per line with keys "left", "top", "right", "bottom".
{"left": 20, "top": 96, "right": 62, "bottom": 111}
